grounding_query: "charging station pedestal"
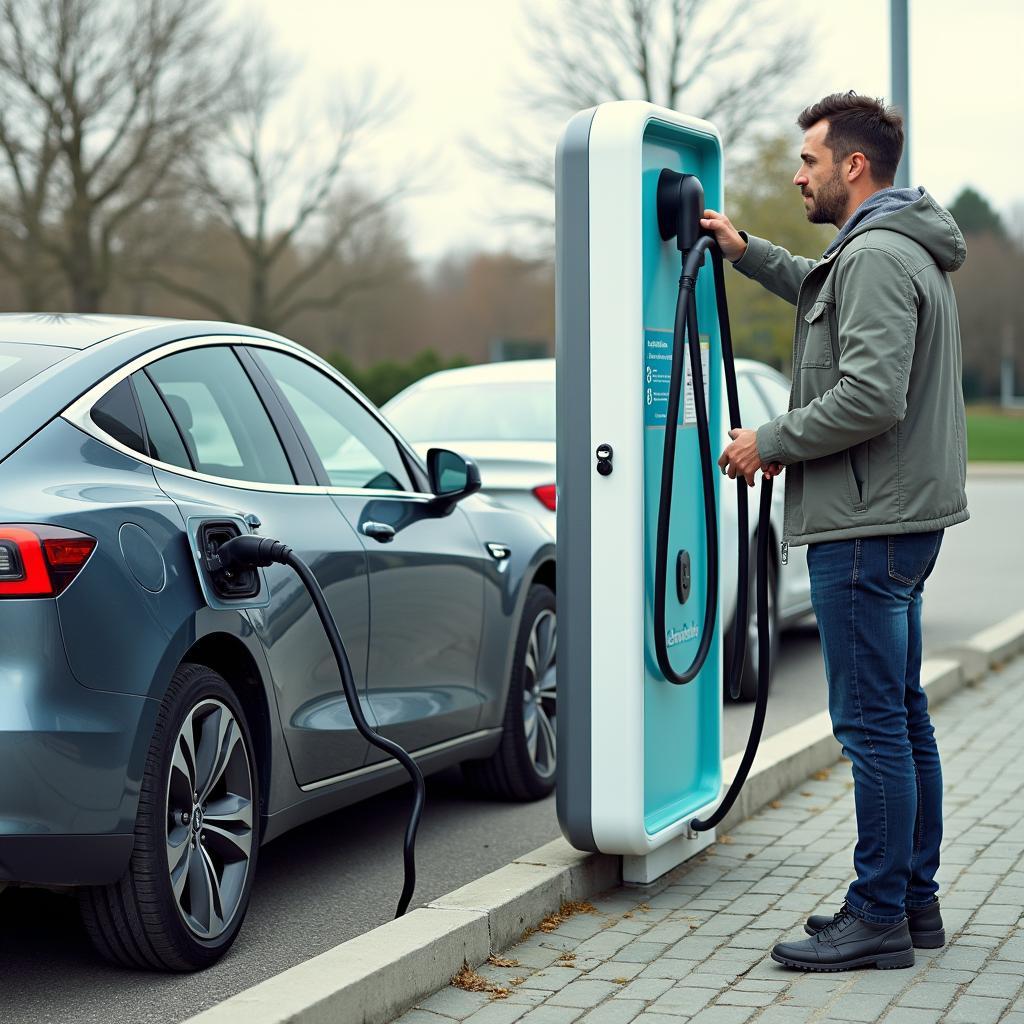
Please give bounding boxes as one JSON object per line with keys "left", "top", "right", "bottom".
{"left": 555, "top": 102, "right": 725, "bottom": 884}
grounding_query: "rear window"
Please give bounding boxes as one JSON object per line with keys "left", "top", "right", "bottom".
{"left": 0, "top": 342, "right": 69, "bottom": 399}
{"left": 385, "top": 381, "right": 555, "bottom": 443}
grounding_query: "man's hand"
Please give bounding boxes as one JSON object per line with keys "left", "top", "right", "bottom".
{"left": 718, "top": 427, "right": 774, "bottom": 486}
{"left": 699, "top": 209, "right": 747, "bottom": 263}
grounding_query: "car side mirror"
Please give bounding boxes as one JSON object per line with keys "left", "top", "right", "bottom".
{"left": 427, "top": 448, "right": 481, "bottom": 512}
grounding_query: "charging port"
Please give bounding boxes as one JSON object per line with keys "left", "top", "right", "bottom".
{"left": 198, "top": 520, "right": 261, "bottom": 600}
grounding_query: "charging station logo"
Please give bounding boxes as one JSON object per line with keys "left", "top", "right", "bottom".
{"left": 666, "top": 622, "right": 699, "bottom": 647}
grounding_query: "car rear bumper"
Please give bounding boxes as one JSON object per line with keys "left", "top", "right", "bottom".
{"left": 0, "top": 600, "right": 158, "bottom": 885}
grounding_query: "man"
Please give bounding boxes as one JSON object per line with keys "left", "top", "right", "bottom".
{"left": 705, "top": 91, "right": 969, "bottom": 971}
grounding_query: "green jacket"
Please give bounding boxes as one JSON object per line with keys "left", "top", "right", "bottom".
{"left": 734, "top": 189, "right": 970, "bottom": 554}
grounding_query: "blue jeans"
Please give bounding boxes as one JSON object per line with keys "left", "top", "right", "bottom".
{"left": 807, "top": 531, "right": 944, "bottom": 925}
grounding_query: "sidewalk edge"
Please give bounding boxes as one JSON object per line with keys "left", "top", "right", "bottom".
{"left": 183, "top": 609, "right": 1024, "bottom": 1024}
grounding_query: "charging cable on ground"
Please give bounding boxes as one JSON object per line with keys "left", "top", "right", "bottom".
{"left": 654, "top": 169, "right": 774, "bottom": 833}
{"left": 215, "top": 534, "right": 425, "bottom": 918}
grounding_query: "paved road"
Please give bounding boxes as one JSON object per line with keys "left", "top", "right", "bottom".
{"left": 2, "top": 473, "right": 1021, "bottom": 1024}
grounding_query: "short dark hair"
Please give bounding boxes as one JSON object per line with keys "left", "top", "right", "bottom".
{"left": 797, "top": 91, "right": 904, "bottom": 184}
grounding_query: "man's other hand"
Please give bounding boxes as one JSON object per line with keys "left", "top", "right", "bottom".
{"left": 699, "top": 210, "right": 747, "bottom": 263}
{"left": 718, "top": 427, "right": 770, "bottom": 486}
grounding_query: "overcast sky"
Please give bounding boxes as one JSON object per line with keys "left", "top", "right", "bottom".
{"left": 246, "top": 0, "right": 1021, "bottom": 262}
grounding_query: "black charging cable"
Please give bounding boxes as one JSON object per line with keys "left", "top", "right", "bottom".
{"left": 216, "top": 534, "right": 425, "bottom": 918}
{"left": 654, "top": 237, "right": 751, "bottom": 692}
{"left": 690, "top": 477, "right": 772, "bottom": 831}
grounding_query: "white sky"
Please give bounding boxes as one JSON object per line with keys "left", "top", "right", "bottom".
{"left": 248, "top": 0, "right": 1022, "bottom": 261}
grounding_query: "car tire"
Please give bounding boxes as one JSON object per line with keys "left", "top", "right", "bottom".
{"left": 724, "top": 542, "right": 778, "bottom": 703}
{"left": 79, "top": 662, "right": 260, "bottom": 971}
{"left": 462, "top": 584, "right": 557, "bottom": 801}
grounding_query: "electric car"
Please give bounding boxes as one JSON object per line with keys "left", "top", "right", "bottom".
{"left": 0, "top": 314, "right": 556, "bottom": 971}
{"left": 385, "top": 356, "right": 812, "bottom": 700}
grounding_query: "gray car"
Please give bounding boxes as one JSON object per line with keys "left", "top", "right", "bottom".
{"left": 0, "top": 314, "right": 556, "bottom": 970}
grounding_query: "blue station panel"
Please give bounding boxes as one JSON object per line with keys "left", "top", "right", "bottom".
{"left": 641, "top": 122, "right": 723, "bottom": 835}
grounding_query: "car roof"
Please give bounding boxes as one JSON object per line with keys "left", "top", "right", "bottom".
{"left": 0, "top": 313, "right": 175, "bottom": 350}
{"left": 399, "top": 356, "right": 787, "bottom": 393}
{"left": 406, "top": 358, "right": 556, "bottom": 389}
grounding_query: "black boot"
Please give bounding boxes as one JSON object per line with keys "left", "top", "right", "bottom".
{"left": 806, "top": 900, "right": 945, "bottom": 949}
{"left": 772, "top": 907, "right": 914, "bottom": 971}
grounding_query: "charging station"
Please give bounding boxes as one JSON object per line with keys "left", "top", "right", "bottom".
{"left": 555, "top": 101, "right": 729, "bottom": 883}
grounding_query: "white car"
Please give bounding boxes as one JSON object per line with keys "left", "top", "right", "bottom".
{"left": 384, "top": 359, "right": 558, "bottom": 536}
{"left": 384, "top": 357, "right": 812, "bottom": 700}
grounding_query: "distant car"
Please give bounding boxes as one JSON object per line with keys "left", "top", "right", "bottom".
{"left": 386, "top": 357, "right": 812, "bottom": 700}
{"left": 384, "top": 359, "right": 557, "bottom": 537}
{"left": 0, "top": 315, "right": 556, "bottom": 971}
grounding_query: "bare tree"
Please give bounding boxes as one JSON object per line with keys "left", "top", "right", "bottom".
{"left": 482, "top": 0, "right": 806, "bottom": 209}
{"left": 0, "top": 0, "right": 235, "bottom": 311}
{"left": 145, "top": 34, "right": 412, "bottom": 334}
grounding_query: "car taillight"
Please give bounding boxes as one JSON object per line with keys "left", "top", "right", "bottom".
{"left": 0, "top": 526, "right": 96, "bottom": 598}
{"left": 533, "top": 484, "right": 557, "bottom": 511}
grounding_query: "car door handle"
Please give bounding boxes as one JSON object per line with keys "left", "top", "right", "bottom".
{"left": 361, "top": 520, "right": 396, "bottom": 543}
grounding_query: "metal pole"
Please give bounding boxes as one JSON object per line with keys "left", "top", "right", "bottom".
{"left": 891, "top": 0, "right": 910, "bottom": 187}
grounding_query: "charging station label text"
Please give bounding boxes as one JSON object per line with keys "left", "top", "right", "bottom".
{"left": 643, "top": 328, "right": 709, "bottom": 428}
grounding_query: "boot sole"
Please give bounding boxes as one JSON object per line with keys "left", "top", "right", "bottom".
{"left": 803, "top": 923, "right": 945, "bottom": 949}
{"left": 772, "top": 948, "right": 915, "bottom": 971}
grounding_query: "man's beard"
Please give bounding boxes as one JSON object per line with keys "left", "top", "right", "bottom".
{"left": 804, "top": 166, "right": 848, "bottom": 225}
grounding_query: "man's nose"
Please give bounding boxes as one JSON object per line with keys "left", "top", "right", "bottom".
{"left": 793, "top": 169, "right": 808, "bottom": 187}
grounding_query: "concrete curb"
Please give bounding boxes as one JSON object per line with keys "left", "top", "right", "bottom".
{"left": 184, "top": 609, "right": 1024, "bottom": 1024}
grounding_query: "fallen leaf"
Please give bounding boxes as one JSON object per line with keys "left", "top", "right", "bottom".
{"left": 451, "top": 961, "right": 510, "bottom": 1000}
{"left": 538, "top": 901, "right": 599, "bottom": 933}
{"left": 487, "top": 955, "right": 519, "bottom": 968}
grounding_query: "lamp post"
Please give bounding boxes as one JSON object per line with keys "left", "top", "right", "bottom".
{"left": 891, "top": 0, "right": 910, "bottom": 187}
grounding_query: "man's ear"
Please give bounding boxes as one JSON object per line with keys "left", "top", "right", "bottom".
{"left": 847, "top": 151, "right": 869, "bottom": 183}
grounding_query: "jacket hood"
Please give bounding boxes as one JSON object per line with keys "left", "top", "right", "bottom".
{"left": 831, "top": 187, "right": 967, "bottom": 273}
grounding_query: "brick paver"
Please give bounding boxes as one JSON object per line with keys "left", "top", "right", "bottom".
{"left": 393, "top": 660, "right": 1024, "bottom": 1023}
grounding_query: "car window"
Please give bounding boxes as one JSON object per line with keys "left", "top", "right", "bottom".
{"left": 0, "top": 342, "right": 69, "bottom": 398}
{"left": 91, "top": 378, "right": 146, "bottom": 454}
{"left": 385, "top": 381, "right": 555, "bottom": 442}
{"left": 750, "top": 373, "right": 792, "bottom": 419}
{"left": 253, "top": 348, "right": 412, "bottom": 492}
{"left": 144, "top": 347, "right": 295, "bottom": 485}
{"left": 131, "top": 370, "right": 193, "bottom": 469}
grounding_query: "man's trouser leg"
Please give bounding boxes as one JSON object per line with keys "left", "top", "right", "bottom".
{"left": 903, "top": 539, "right": 944, "bottom": 909}
{"left": 806, "top": 531, "right": 944, "bottom": 925}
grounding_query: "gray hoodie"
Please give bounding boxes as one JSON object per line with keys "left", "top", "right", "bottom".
{"left": 823, "top": 185, "right": 925, "bottom": 258}
{"left": 734, "top": 189, "right": 969, "bottom": 548}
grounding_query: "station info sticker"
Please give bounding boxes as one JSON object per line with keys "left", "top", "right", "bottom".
{"left": 643, "top": 328, "right": 710, "bottom": 428}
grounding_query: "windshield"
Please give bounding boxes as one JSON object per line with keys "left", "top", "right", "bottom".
{"left": 386, "top": 381, "right": 555, "bottom": 443}
{"left": 0, "top": 342, "right": 70, "bottom": 399}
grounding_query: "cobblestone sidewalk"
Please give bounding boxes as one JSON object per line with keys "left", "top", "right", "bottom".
{"left": 393, "top": 658, "right": 1024, "bottom": 1024}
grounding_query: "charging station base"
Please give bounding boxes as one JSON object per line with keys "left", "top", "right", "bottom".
{"left": 622, "top": 826, "right": 717, "bottom": 885}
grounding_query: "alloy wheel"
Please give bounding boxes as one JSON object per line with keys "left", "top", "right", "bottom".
{"left": 522, "top": 608, "right": 557, "bottom": 779}
{"left": 165, "top": 698, "right": 254, "bottom": 940}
